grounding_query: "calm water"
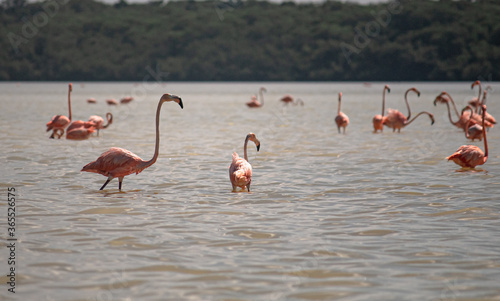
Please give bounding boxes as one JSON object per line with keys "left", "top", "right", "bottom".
{"left": 1, "top": 82, "right": 499, "bottom": 301}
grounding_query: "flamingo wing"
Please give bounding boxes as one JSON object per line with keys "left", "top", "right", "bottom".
{"left": 446, "top": 145, "right": 485, "bottom": 168}
{"left": 82, "top": 147, "right": 144, "bottom": 178}
{"left": 229, "top": 152, "right": 252, "bottom": 189}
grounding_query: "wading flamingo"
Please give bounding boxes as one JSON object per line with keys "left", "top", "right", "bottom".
{"left": 106, "top": 99, "right": 118, "bottom": 105}
{"left": 447, "top": 105, "right": 488, "bottom": 169}
{"left": 477, "top": 91, "right": 496, "bottom": 127}
{"left": 66, "top": 120, "right": 94, "bottom": 133}
{"left": 335, "top": 92, "right": 349, "bottom": 134}
{"left": 87, "top": 98, "right": 97, "bottom": 104}
{"left": 281, "top": 95, "right": 304, "bottom": 106}
{"left": 246, "top": 87, "right": 266, "bottom": 108}
{"left": 46, "top": 83, "right": 72, "bottom": 138}
{"left": 67, "top": 125, "right": 96, "bottom": 140}
{"left": 88, "top": 113, "right": 113, "bottom": 136}
{"left": 120, "top": 96, "right": 133, "bottom": 104}
{"left": 229, "top": 133, "right": 260, "bottom": 192}
{"left": 463, "top": 106, "right": 483, "bottom": 142}
{"left": 81, "top": 94, "right": 183, "bottom": 190}
{"left": 372, "top": 84, "right": 390, "bottom": 133}
{"left": 384, "top": 87, "right": 434, "bottom": 132}
{"left": 434, "top": 92, "right": 492, "bottom": 130}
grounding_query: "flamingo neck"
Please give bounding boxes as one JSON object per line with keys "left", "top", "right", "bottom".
{"left": 382, "top": 88, "right": 387, "bottom": 117}
{"left": 243, "top": 135, "right": 250, "bottom": 162}
{"left": 443, "top": 100, "right": 459, "bottom": 126}
{"left": 464, "top": 107, "right": 473, "bottom": 139}
{"left": 444, "top": 92, "right": 459, "bottom": 118}
{"left": 103, "top": 113, "right": 113, "bottom": 128}
{"left": 68, "top": 86, "right": 72, "bottom": 121}
{"left": 404, "top": 111, "right": 432, "bottom": 127}
{"left": 475, "top": 84, "right": 482, "bottom": 113}
{"left": 141, "top": 99, "right": 165, "bottom": 170}
{"left": 404, "top": 90, "right": 412, "bottom": 120}
{"left": 482, "top": 108, "right": 488, "bottom": 160}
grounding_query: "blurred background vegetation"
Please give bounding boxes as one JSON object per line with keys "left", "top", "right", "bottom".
{"left": 1, "top": 0, "right": 499, "bottom": 81}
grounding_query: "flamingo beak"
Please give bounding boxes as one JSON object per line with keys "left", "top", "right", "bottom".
{"left": 256, "top": 144, "right": 260, "bottom": 151}
{"left": 169, "top": 94, "right": 183, "bottom": 109}
{"left": 177, "top": 98, "right": 183, "bottom": 109}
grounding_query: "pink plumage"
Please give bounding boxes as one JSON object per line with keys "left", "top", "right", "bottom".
{"left": 229, "top": 133, "right": 260, "bottom": 192}
{"left": 46, "top": 83, "right": 72, "bottom": 138}
{"left": 335, "top": 92, "right": 349, "bottom": 134}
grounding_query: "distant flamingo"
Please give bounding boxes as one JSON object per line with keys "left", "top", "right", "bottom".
{"left": 334, "top": 92, "right": 349, "bottom": 134}
{"left": 67, "top": 125, "right": 96, "bottom": 140}
{"left": 120, "top": 96, "right": 133, "bottom": 104}
{"left": 477, "top": 91, "right": 496, "bottom": 127}
{"left": 470, "top": 80, "right": 482, "bottom": 113}
{"left": 46, "top": 83, "right": 72, "bottom": 138}
{"left": 229, "top": 133, "right": 260, "bottom": 192}
{"left": 66, "top": 120, "right": 94, "bottom": 133}
{"left": 106, "top": 99, "right": 118, "bottom": 105}
{"left": 463, "top": 106, "right": 483, "bottom": 142}
{"left": 384, "top": 87, "right": 434, "bottom": 132}
{"left": 281, "top": 94, "right": 304, "bottom": 106}
{"left": 81, "top": 94, "right": 183, "bottom": 190}
{"left": 246, "top": 87, "right": 266, "bottom": 108}
{"left": 372, "top": 84, "right": 390, "bottom": 133}
{"left": 88, "top": 113, "right": 113, "bottom": 136}
{"left": 447, "top": 105, "right": 488, "bottom": 169}
{"left": 87, "top": 98, "right": 97, "bottom": 104}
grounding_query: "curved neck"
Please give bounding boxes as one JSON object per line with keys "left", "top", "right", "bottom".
{"left": 141, "top": 99, "right": 165, "bottom": 169}
{"left": 404, "top": 89, "right": 413, "bottom": 120}
{"left": 103, "top": 113, "right": 113, "bottom": 128}
{"left": 464, "top": 107, "right": 474, "bottom": 139}
{"left": 68, "top": 85, "right": 72, "bottom": 121}
{"left": 443, "top": 92, "right": 459, "bottom": 118}
{"left": 243, "top": 135, "right": 250, "bottom": 162}
{"left": 404, "top": 111, "right": 433, "bottom": 127}
{"left": 475, "top": 83, "right": 482, "bottom": 113}
{"left": 443, "top": 99, "right": 459, "bottom": 126}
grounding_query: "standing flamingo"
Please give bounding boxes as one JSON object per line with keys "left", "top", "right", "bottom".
{"left": 335, "top": 92, "right": 349, "bottom": 134}
{"left": 372, "top": 84, "right": 390, "bottom": 133}
{"left": 106, "top": 99, "right": 118, "bottom": 105}
{"left": 434, "top": 91, "right": 492, "bottom": 130}
{"left": 81, "top": 94, "right": 183, "bottom": 190}
{"left": 46, "top": 83, "right": 72, "bottom": 138}
{"left": 477, "top": 91, "right": 496, "bottom": 127}
{"left": 246, "top": 87, "right": 266, "bottom": 108}
{"left": 229, "top": 133, "right": 260, "bottom": 192}
{"left": 463, "top": 106, "right": 483, "bottom": 142}
{"left": 447, "top": 105, "right": 488, "bottom": 169}
{"left": 384, "top": 87, "right": 434, "bottom": 132}
{"left": 470, "top": 80, "right": 482, "bottom": 113}
{"left": 88, "top": 113, "right": 113, "bottom": 136}
{"left": 87, "top": 98, "right": 97, "bottom": 104}
{"left": 281, "top": 94, "right": 294, "bottom": 104}
{"left": 120, "top": 96, "right": 134, "bottom": 104}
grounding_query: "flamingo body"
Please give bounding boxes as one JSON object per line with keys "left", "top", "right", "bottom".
{"left": 106, "top": 99, "right": 118, "bottom": 105}
{"left": 67, "top": 126, "right": 95, "bottom": 140}
{"left": 335, "top": 92, "right": 349, "bottom": 134}
{"left": 120, "top": 96, "right": 134, "bottom": 104}
{"left": 87, "top": 98, "right": 97, "bottom": 104}
{"left": 246, "top": 87, "right": 266, "bottom": 108}
{"left": 446, "top": 145, "right": 486, "bottom": 168}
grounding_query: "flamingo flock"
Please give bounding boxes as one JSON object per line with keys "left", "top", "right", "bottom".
{"left": 46, "top": 81, "right": 495, "bottom": 192}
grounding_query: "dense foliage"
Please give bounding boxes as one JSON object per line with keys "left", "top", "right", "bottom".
{"left": 1, "top": 0, "right": 499, "bottom": 81}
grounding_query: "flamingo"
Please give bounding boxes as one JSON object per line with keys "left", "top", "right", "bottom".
{"left": 384, "top": 87, "right": 434, "bottom": 132}
{"left": 447, "top": 105, "right": 488, "bottom": 169}
{"left": 463, "top": 106, "right": 483, "bottom": 142}
{"left": 469, "top": 80, "right": 482, "bottom": 113}
{"left": 67, "top": 125, "right": 96, "bottom": 140}
{"left": 246, "top": 87, "right": 266, "bottom": 108}
{"left": 88, "top": 113, "right": 113, "bottom": 136}
{"left": 106, "top": 99, "right": 118, "bottom": 105}
{"left": 66, "top": 120, "right": 94, "bottom": 133}
{"left": 280, "top": 95, "right": 304, "bottom": 106}
{"left": 87, "top": 98, "right": 97, "bottom": 104}
{"left": 434, "top": 91, "right": 492, "bottom": 130}
{"left": 46, "top": 83, "right": 72, "bottom": 138}
{"left": 120, "top": 96, "right": 133, "bottom": 104}
{"left": 477, "top": 91, "right": 496, "bottom": 127}
{"left": 335, "top": 92, "right": 349, "bottom": 134}
{"left": 372, "top": 84, "right": 390, "bottom": 133}
{"left": 229, "top": 133, "right": 260, "bottom": 192}
{"left": 81, "top": 94, "right": 183, "bottom": 190}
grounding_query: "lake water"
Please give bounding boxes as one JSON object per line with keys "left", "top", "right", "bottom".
{"left": 1, "top": 81, "right": 499, "bottom": 301}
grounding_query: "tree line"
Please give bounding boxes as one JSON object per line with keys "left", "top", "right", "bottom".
{"left": 1, "top": 0, "right": 499, "bottom": 81}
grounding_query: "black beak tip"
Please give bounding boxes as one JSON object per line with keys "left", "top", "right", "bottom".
{"left": 256, "top": 144, "right": 260, "bottom": 152}
{"left": 178, "top": 98, "right": 184, "bottom": 109}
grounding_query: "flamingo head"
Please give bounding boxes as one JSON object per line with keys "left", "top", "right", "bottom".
{"left": 246, "top": 132, "right": 260, "bottom": 152}
{"left": 384, "top": 84, "right": 390, "bottom": 93}
{"left": 69, "top": 83, "right": 73, "bottom": 91}
{"left": 161, "top": 93, "right": 183, "bottom": 109}
{"left": 429, "top": 114, "right": 435, "bottom": 125}
{"left": 410, "top": 87, "right": 420, "bottom": 97}
{"left": 471, "top": 80, "right": 481, "bottom": 89}
{"left": 106, "top": 112, "right": 113, "bottom": 124}
{"left": 434, "top": 92, "right": 448, "bottom": 106}
{"left": 338, "top": 92, "right": 342, "bottom": 100}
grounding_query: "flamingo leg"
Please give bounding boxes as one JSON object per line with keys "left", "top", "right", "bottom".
{"left": 49, "top": 130, "right": 55, "bottom": 139}
{"left": 247, "top": 183, "right": 251, "bottom": 192}
{"left": 118, "top": 177, "right": 124, "bottom": 190}
{"left": 100, "top": 176, "right": 113, "bottom": 190}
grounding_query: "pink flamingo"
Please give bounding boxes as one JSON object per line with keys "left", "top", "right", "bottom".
{"left": 281, "top": 95, "right": 304, "bottom": 106}
{"left": 434, "top": 91, "right": 491, "bottom": 130}
{"left": 67, "top": 126, "right": 96, "bottom": 140}
{"left": 87, "top": 98, "right": 97, "bottom": 104}
{"left": 478, "top": 90, "right": 496, "bottom": 127}
{"left": 120, "top": 96, "right": 133, "bottom": 104}
{"left": 372, "top": 84, "right": 390, "bottom": 133}
{"left": 246, "top": 87, "right": 266, "bottom": 108}
{"left": 106, "top": 99, "right": 118, "bottom": 105}
{"left": 463, "top": 106, "right": 483, "bottom": 142}
{"left": 469, "top": 80, "right": 482, "bottom": 113}
{"left": 88, "top": 113, "right": 113, "bottom": 136}
{"left": 81, "top": 94, "right": 183, "bottom": 190}
{"left": 46, "top": 83, "right": 72, "bottom": 138}
{"left": 335, "top": 92, "right": 349, "bottom": 134}
{"left": 384, "top": 87, "right": 434, "bottom": 132}
{"left": 66, "top": 120, "right": 94, "bottom": 133}
{"left": 229, "top": 133, "right": 260, "bottom": 192}
{"left": 447, "top": 105, "right": 488, "bottom": 169}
